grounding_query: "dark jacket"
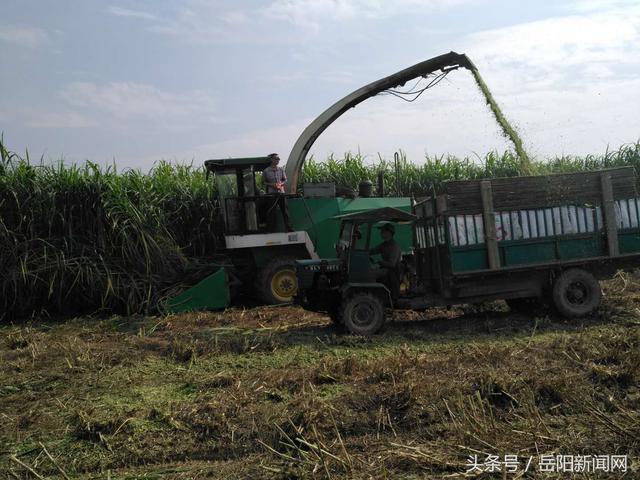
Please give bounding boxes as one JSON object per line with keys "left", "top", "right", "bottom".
{"left": 370, "top": 239, "right": 401, "bottom": 269}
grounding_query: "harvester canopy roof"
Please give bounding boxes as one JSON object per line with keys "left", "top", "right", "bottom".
{"left": 204, "top": 157, "right": 273, "bottom": 173}
{"left": 333, "top": 207, "right": 416, "bottom": 223}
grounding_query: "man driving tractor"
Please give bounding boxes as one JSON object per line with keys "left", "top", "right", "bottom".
{"left": 370, "top": 222, "right": 402, "bottom": 301}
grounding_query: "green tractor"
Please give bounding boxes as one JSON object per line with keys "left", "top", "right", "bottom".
{"left": 295, "top": 207, "right": 416, "bottom": 334}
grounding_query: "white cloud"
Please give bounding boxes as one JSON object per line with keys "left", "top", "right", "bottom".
{"left": 567, "top": 0, "right": 640, "bottom": 12}
{"left": 188, "top": 121, "right": 306, "bottom": 160}
{"left": 26, "top": 111, "right": 97, "bottom": 129}
{"left": 124, "top": 0, "right": 479, "bottom": 44}
{"left": 262, "top": 0, "right": 479, "bottom": 27}
{"left": 60, "top": 82, "right": 216, "bottom": 120}
{"left": 107, "top": 6, "right": 158, "bottom": 21}
{"left": 464, "top": 5, "right": 640, "bottom": 90}
{"left": 448, "top": 5, "right": 640, "bottom": 156}
{"left": 221, "top": 10, "right": 250, "bottom": 25}
{"left": 0, "top": 24, "right": 47, "bottom": 48}
{"left": 128, "top": 120, "right": 307, "bottom": 169}
{"left": 223, "top": 4, "right": 640, "bottom": 164}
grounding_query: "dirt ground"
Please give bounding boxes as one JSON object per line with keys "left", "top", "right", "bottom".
{"left": 1, "top": 274, "right": 639, "bottom": 479}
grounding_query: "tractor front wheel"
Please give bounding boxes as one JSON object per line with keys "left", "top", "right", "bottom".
{"left": 340, "top": 292, "right": 385, "bottom": 335}
{"left": 257, "top": 257, "right": 298, "bottom": 304}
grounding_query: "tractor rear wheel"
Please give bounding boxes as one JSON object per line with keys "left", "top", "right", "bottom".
{"left": 257, "top": 256, "right": 298, "bottom": 304}
{"left": 340, "top": 292, "right": 385, "bottom": 335}
{"left": 552, "top": 268, "right": 601, "bottom": 318}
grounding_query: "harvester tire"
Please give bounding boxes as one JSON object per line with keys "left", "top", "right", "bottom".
{"left": 257, "top": 256, "right": 298, "bottom": 304}
{"left": 341, "top": 292, "right": 385, "bottom": 336}
{"left": 552, "top": 268, "right": 601, "bottom": 318}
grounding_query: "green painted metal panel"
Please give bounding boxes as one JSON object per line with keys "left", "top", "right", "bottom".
{"left": 619, "top": 231, "right": 640, "bottom": 254}
{"left": 502, "top": 241, "right": 556, "bottom": 267}
{"left": 166, "top": 268, "right": 230, "bottom": 313}
{"left": 452, "top": 233, "right": 616, "bottom": 272}
{"left": 451, "top": 248, "right": 487, "bottom": 272}
{"left": 557, "top": 237, "right": 604, "bottom": 260}
{"left": 349, "top": 250, "right": 374, "bottom": 282}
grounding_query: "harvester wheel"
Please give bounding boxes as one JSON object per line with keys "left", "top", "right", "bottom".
{"left": 257, "top": 256, "right": 298, "bottom": 304}
{"left": 552, "top": 268, "right": 601, "bottom": 318}
{"left": 341, "top": 292, "right": 385, "bottom": 336}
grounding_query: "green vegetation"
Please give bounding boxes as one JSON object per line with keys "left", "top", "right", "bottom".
{"left": 1, "top": 275, "right": 638, "bottom": 478}
{"left": 1, "top": 138, "right": 639, "bottom": 320}
{"left": 302, "top": 142, "right": 640, "bottom": 196}
{"left": 0, "top": 139, "right": 218, "bottom": 320}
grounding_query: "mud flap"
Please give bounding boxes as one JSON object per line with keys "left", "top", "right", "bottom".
{"left": 166, "top": 268, "right": 230, "bottom": 313}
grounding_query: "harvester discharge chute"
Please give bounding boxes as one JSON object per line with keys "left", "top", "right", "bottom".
{"left": 285, "top": 51, "right": 527, "bottom": 192}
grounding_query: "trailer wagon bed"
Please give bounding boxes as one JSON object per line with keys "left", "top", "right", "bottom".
{"left": 409, "top": 167, "right": 640, "bottom": 312}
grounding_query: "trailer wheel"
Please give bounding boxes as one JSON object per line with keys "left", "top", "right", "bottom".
{"left": 552, "top": 268, "right": 602, "bottom": 318}
{"left": 257, "top": 257, "right": 298, "bottom": 304}
{"left": 341, "top": 292, "right": 385, "bottom": 335}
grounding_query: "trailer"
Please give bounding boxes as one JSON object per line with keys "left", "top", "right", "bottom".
{"left": 294, "top": 167, "right": 640, "bottom": 335}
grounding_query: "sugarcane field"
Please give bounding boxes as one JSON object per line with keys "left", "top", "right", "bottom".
{"left": 2, "top": 2, "right": 640, "bottom": 479}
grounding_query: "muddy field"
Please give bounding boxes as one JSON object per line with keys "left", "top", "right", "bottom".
{"left": 1, "top": 275, "right": 639, "bottom": 479}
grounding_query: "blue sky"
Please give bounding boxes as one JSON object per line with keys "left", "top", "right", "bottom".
{"left": 1, "top": 0, "right": 639, "bottom": 169}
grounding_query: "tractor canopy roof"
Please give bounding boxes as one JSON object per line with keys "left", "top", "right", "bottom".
{"left": 332, "top": 207, "right": 416, "bottom": 224}
{"left": 204, "top": 157, "right": 273, "bottom": 173}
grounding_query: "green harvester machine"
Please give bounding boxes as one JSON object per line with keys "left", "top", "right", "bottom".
{"left": 165, "top": 156, "right": 414, "bottom": 312}
{"left": 166, "top": 51, "right": 524, "bottom": 313}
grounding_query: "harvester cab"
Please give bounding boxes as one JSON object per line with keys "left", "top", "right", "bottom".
{"left": 205, "top": 156, "right": 290, "bottom": 235}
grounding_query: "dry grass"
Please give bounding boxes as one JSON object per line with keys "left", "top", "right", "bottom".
{"left": 1, "top": 275, "right": 640, "bottom": 478}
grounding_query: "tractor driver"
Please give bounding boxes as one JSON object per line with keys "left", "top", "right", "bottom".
{"left": 370, "top": 222, "right": 402, "bottom": 301}
{"left": 262, "top": 153, "right": 293, "bottom": 232}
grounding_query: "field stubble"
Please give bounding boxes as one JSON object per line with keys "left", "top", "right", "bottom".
{"left": 1, "top": 273, "right": 639, "bottom": 478}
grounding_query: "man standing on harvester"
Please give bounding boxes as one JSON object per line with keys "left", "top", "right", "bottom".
{"left": 371, "top": 222, "right": 402, "bottom": 302}
{"left": 262, "top": 153, "right": 293, "bottom": 232}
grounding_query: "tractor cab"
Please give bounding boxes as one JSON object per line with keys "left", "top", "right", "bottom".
{"left": 334, "top": 207, "right": 416, "bottom": 282}
{"left": 295, "top": 207, "right": 416, "bottom": 333}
